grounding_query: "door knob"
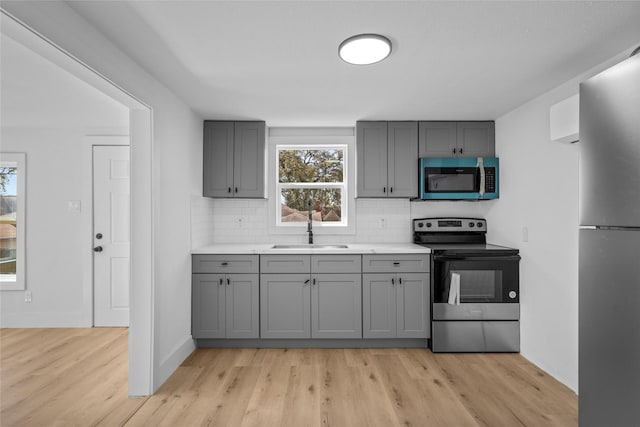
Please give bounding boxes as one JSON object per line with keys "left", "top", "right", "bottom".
{"left": 93, "top": 246, "right": 103, "bottom": 252}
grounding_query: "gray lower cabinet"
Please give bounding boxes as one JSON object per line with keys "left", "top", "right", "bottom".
{"left": 192, "top": 255, "right": 259, "bottom": 339}
{"left": 362, "top": 254, "right": 430, "bottom": 339}
{"left": 260, "top": 273, "right": 311, "bottom": 339}
{"left": 260, "top": 254, "right": 362, "bottom": 339}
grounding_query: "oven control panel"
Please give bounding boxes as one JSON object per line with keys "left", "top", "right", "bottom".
{"left": 413, "top": 217, "right": 487, "bottom": 233}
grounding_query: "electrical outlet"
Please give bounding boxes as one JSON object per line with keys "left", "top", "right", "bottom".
{"left": 24, "top": 290, "right": 32, "bottom": 303}
{"left": 379, "top": 218, "right": 387, "bottom": 228}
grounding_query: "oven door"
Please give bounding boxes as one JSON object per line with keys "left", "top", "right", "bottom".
{"left": 432, "top": 254, "right": 520, "bottom": 320}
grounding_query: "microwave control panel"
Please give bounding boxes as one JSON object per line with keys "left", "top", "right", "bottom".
{"left": 485, "top": 168, "right": 496, "bottom": 192}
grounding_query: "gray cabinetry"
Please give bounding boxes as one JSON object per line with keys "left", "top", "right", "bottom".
{"left": 419, "top": 121, "right": 495, "bottom": 158}
{"left": 203, "top": 121, "right": 265, "bottom": 198}
{"left": 362, "top": 254, "right": 430, "bottom": 339}
{"left": 260, "top": 273, "right": 311, "bottom": 338}
{"left": 357, "top": 121, "right": 418, "bottom": 198}
{"left": 260, "top": 254, "right": 362, "bottom": 339}
{"left": 192, "top": 255, "right": 259, "bottom": 339}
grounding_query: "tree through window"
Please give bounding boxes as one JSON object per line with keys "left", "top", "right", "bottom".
{"left": 277, "top": 146, "right": 346, "bottom": 226}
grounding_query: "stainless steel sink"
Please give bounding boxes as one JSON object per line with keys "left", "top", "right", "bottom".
{"left": 271, "top": 244, "right": 349, "bottom": 249}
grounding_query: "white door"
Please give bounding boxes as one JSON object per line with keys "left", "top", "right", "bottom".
{"left": 93, "top": 145, "right": 130, "bottom": 326}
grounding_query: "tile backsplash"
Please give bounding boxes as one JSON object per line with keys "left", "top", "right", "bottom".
{"left": 192, "top": 197, "right": 494, "bottom": 248}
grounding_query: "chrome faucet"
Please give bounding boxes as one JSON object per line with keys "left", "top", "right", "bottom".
{"left": 307, "top": 199, "right": 313, "bottom": 244}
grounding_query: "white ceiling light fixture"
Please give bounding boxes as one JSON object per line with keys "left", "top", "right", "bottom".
{"left": 339, "top": 34, "right": 392, "bottom": 65}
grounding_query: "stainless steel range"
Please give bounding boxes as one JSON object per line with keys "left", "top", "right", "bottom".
{"left": 413, "top": 217, "right": 521, "bottom": 352}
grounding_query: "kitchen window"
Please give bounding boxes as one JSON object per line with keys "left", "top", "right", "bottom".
{"left": 0, "top": 153, "right": 26, "bottom": 291}
{"left": 277, "top": 146, "right": 346, "bottom": 226}
{"left": 268, "top": 128, "right": 356, "bottom": 235}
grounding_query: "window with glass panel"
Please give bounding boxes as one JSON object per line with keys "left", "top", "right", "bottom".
{"left": 0, "top": 153, "right": 25, "bottom": 290}
{"left": 277, "top": 146, "right": 346, "bottom": 226}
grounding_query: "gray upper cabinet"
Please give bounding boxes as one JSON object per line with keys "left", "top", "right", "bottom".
{"left": 192, "top": 255, "right": 259, "bottom": 339}
{"left": 357, "top": 121, "right": 418, "bottom": 198}
{"left": 203, "top": 121, "right": 265, "bottom": 198}
{"left": 419, "top": 121, "right": 495, "bottom": 158}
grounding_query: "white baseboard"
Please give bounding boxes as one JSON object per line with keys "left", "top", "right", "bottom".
{"left": 154, "top": 335, "right": 196, "bottom": 392}
{"left": 0, "top": 312, "right": 91, "bottom": 328}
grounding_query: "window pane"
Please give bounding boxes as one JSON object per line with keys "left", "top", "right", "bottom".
{"left": 0, "top": 167, "right": 17, "bottom": 276}
{"left": 279, "top": 149, "right": 343, "bottom": 183}
{"left": 281, "top": 188, "right": 342, "bottom": 222}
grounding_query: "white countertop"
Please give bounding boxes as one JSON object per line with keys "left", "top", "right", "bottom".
{"left": 192, "top": 242, "right": 430, "bottom": 255}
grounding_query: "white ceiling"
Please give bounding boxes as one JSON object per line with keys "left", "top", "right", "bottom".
{"left": 0, "top": 33, "right": 129, "bottom": 129}
{"left": 3, "top": 1, "right": 640, "bottom": 129}
{"left": 65, "top": 0, "right": 640, "bottom": 126}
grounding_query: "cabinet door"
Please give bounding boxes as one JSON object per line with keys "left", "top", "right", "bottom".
{"left": 203, "top": 121, "right": 234, "bottom": 197}
{"left": 312, "top": 274, "right": 362, "bottom": 339}
{"left": 418, "top": 121, "right": 457, "bottom": 157}
{"left": 396, "top": 273, "right": 430, "bottom": 338}
{"left": 260, "top": 274, "right": 311, "bottom": 338}
{"left": 387, "top": 122, "right": 418, "bottom": 198}
{"left": 457, "top": 122, "right": 495, "bottom": 158}
{"left": 226, "top": 274, "right": 259, "bottom": 338}
{"left": 363, "top": 274, "right": 396, "bottom": 338}
{"left": 233, "top": 122, "right": 265, "bottom": 198}
{"left": 192, "top": 274, "right": 225, "bottom": 338}
{"left": 357, "top": 121, "right": 388, "bottom": 197}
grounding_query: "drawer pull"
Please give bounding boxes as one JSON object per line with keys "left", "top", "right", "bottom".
{"left": 393, "top": 262, "right": 400, "bottom": 266}
{"left": 221, "top": 262, "right": 228, "bottom": 266}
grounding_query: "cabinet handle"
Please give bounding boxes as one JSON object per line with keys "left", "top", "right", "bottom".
{"left": 227, "top": 278, "right": 230, "bottom": 286}
{"left": 304, "top": 279, "right": 310, "bottom": 285}
{"left": 219, "top": 278, "right": 223, "bottom": 285}
{"left": 235, "top": 187, "right": 238, "bottom": 193}
{"left": 313, "top": 278, "right": 316, "bottom": 286}
{"left": 459, "top": 148, "right": 463, "bottom": 154}
{"left": 228, "top": 187, "right": 232, "bottom": 193}
{"left": 383, "top": 187, "right": 386, "bottom": 193}
{"left": 452, "top": 148, "right": 456, "bottom": 154}
{"left": 390, "top": 187, "right": 393, "bottom": 193}
{"left": 391, "top": 278, "right": 395, "bottom": 286}
{"left": 399, "top": 277, "right": 403, "bottom": 285}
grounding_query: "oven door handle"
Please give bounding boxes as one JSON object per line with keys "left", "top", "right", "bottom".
{"left": 433, "top": 254, "right": 521, "bottom": 262}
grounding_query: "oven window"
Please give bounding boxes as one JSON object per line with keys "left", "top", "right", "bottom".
{"left": 426, "top": 168, "right": 477, "bottom": 192}
{"left": 451, "top": 270, "right": 502, "bottom": 302}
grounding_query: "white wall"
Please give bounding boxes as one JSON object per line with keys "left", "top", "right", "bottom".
{"left": 488, "top": 47, "right": 635, "bottom": 393}
{"left": 0, "top": 128, "right": 120, "bottom": 326}
{"left": 2, "top": 2, "right": 204, "bottom": 392}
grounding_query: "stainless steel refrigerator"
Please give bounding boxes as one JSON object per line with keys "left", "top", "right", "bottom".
{"left": 579, "top": 52, "right": 640, "bottom": 426}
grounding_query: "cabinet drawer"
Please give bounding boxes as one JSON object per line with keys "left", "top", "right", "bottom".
{"left": 192, "top": 255, "right": 259, "bottom": 274}
{"left": 311, "top": 255, "right": 362, "bottom": 274}
{"left": 260, "top": 255, "right": 310, "bottom": 274}
{"left": 362, "top": 254, "right": 429, "bottom": 273}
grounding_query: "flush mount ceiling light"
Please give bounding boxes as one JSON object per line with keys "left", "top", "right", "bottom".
{"left": 338, "top": 34, "right": 392, "bottom": 65}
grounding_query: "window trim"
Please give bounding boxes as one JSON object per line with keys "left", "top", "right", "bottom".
{"left": 0, "top": 152, "right": 26, "bottom": 291}
{"left": 267, "top": 128, "right": 356, "bottom": 236}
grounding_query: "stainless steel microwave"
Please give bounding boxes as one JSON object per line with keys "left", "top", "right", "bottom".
{"left": 419, "top": 157, "right": 499, "bottom": 200}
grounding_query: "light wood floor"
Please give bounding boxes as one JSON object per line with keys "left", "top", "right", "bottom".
{"left": 1, "top": 328, "right": 578, "bottom": 426}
